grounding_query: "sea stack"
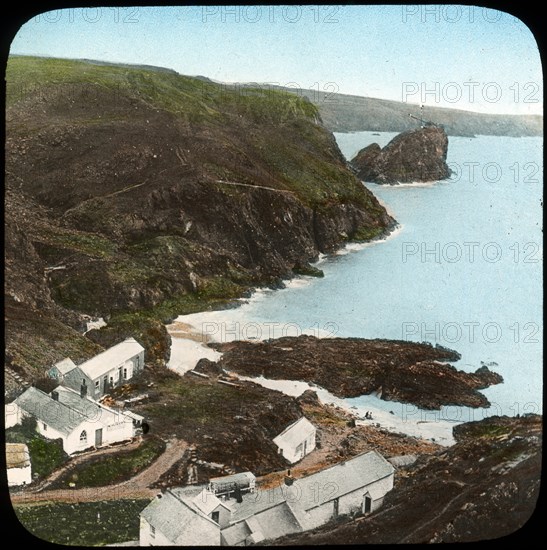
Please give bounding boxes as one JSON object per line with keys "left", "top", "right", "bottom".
{"left": 351, "top": 126, "right": 451, "bottom": 184}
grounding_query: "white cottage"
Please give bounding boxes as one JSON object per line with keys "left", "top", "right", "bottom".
{"left": 273, "top": 417, "right": 316, "bottom": 464}
{"left": 8, "top": 386, "right": 143, "bottom": 455}
{"left": 6, "top": 443, "right": 32, "bottom": 486}
{"left": 49, "top": 338, "right": 145, "bottom": 399}
{"left": 140, "top": 487, "right": 223, "bottom": 546}
{"left": 141, "top": 450, "right": 395, "bottom": 546}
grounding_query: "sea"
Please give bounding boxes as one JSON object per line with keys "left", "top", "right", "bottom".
{"left": 170, "top": 131, "right": 543, "bottom": 443}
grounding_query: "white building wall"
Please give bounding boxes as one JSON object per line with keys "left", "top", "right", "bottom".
{"left": 304, "top": 473, "right": 394, "bottom": 529}
{"left": 211, "top": 504, "right": 231, "bottom": 529}
{"left": 279, "top": 428, "right": 316, "bottom": 463}
{"left": 8, "top": 465, "right": 32, "bottom": 487}
{"left": 305, "top": 500, "right": 335, "bottom": 530}
{"left": 140, "top": 517, "right": 174, "bottom": 546}
{"left": 140, "top": 515, "right": 220, "bottom": 546}
{"left": 339, "top": 487, "right": 365, "bottom": 516}
{"left": 5, "top": 403, "right": 22, "bottom": 429}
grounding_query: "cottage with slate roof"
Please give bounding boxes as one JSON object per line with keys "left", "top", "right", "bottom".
{"left": 139, "top": 450, "right": 395, "bottom": 546}
{"left": 140, "top": 487, "right": 223, "bottom": 546}
{"left": 48, "top": 338, "right": 145, "bottom": 399}
{"left": 6, "top": 443, "right": 32, "bottom": 486}
{"left": 273, "top": 416, "right": 316, "bottom": 464}
{"left": 8, "top": 385, "right": 143, "bottom": 455}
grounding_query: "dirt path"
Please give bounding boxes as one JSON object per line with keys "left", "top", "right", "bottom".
{"left": 214, "top": 179, "right": 295, "bottom": 195}
{"left": 33, "top": 438, "right": 144, "bottom": 492}
{"left": 11, "top": 439, "right": 187, "bottom": 504}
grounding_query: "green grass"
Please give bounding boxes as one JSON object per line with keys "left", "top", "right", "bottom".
{"left": 351, "top": 225, "right": 385, "bottom": 242}
{"left": 140, "top": 374, "right": 281, "bottom": 439}
{"left": 31, "top": 225, "right": 118, "bottom": 259}
{"left": 7, "top": 56, "right": 318, "bottom": 126}
{"left": 6, "top": 419, "right": 68, "bottom": 480}
{"left": 13, "top": 499, "right": 151, "bottom": 546}
{"left": 53, "top": 437, "right": 165, "bottom": 488}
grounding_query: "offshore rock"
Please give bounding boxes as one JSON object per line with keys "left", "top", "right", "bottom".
{"left": 351, "top": 126, "right": 451, "bottom": 184}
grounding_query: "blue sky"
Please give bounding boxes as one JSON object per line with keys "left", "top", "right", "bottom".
{"left": 9, "top": 5, "right": 543, "bottom": 115}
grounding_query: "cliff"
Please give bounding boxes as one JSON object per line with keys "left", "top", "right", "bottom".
{"left": 4, "top": 56, "right": 394, "bottom": 384}
{"left": 351, "top": 126, "right": 451, "bottom": 184}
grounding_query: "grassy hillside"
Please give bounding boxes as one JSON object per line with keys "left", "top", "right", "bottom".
{"left": 5, "top": 56, "right": 393, "bottom": 380}
{"left": 262, "top": 84, "right": 543, "bottom": 136}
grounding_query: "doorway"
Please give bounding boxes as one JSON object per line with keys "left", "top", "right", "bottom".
{"left": 363, "top": 494, "right": 372, "bottom": 514}
{"left": 95, "top": 428, "right": 103, "bottom": 447}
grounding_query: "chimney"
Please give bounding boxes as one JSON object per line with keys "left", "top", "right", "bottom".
{"left": 80, "top": 382, "right": 87, "bottom": 398}
{"left": 284, "top": 470, "right": 294, "bottom": 486}
{"left": 51, "top": 390, "right": 59, "bottom": 401}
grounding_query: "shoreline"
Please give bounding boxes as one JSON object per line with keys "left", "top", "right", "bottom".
{"left": 166, "top": 223, "right": 404, "bottom": 370}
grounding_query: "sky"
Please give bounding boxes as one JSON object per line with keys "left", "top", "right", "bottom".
{"left": 9, "top": 5, "right": 543, "bottom": 115}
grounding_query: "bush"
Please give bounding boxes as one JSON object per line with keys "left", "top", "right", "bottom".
{"left": 27, "top": 438, "right": 66, "bottom": 479}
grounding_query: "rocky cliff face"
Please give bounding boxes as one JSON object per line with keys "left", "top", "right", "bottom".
{"left": 4, "top": 56, "right": 394, "bottom": 380}
{"left": 351, "top": 126, "right": 451, "bottom": 184}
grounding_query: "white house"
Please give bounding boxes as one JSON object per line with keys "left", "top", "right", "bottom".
{"left": 140, "top": 450, "right": 395, "bottom": 546}
{"left": 273, "top": 417, "right": 316, "bottom": 464}
{"left": 8, "top": 385, "right": 143, "bottom": 455}
{"left": 6, "top": 443, "right": 32, "bottom": 486}
{"left": 140, "top": 487, "right": 224, "bottom": 546}
{"left": 48, "top": 338, "right": 145, "bottom": 399}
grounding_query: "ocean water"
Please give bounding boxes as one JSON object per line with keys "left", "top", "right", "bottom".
{"left": 173, "top": 131, "right": 542, "bottom": 440}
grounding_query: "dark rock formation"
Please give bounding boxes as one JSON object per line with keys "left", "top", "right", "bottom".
{"left": 213, "top": 335, "right": 504, "bottom": 410}
{"left": 351, "top": 126, "right": 451, "bottom": 184}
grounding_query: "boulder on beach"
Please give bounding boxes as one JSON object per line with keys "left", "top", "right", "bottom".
{"left": 351, "top": 126, "right": 451, "bottom": 184}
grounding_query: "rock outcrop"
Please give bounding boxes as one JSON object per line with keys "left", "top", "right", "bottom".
{"left": 351, "top": 126, "right": 451, "bottom": 184}
{"left": 212, "top": 335, "right": 503, "bottom": 410}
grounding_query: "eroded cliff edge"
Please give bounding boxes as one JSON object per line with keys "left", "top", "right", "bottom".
{"left": 5, "top": 56, "right": 394, "bottom": 384}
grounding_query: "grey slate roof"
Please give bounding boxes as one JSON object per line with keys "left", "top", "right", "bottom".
{"left": 52, "top": 358, "right": 77, "bottom": 375}
{"left": 78, "top": 338, "right": 144, "bottom": 380}
{"left": 247, "top": 502, "right": 303, "bottom": 541}
{"left": 229, "top": 486, "right": 287, "bottom": 523}
{"left": 14, "top": 386, "right": 131, "bottom": 436}
{"left": 290, "top": 450, "right": 395, "bottom": 510}
{"left": 273, "top": 416, "right": 316, "bottom": 449}
{"left": 141, "top": 489, "right": 219, "bottom": 544}
{"left": 14, "top": 387, "right": 86, "bottom": 435}
{"left": 228, "top": 450, "right": 393, "bottom": 523}
{"left": 222, "top": 521, "right": 251, "bottom": 546}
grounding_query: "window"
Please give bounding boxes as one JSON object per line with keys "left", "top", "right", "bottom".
{"left": 80, "top": 430, "right": 87, "bottom": 443}
{"left": 95, "top": 380, "right": 99, "bottom": 387}
{"left": 150, "top": 525, "right": 155, "bottom": 539}
{"left": 211, "top": 511, "right": 220, "bottom": 524}
{"left": 123, "top": 368, "right": 127, "bottom": 379}
{"left": 42, "top": 423, "right": 47, "bottom": 431}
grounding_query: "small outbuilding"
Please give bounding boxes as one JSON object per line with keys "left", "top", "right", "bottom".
{"left": 6, "top": 443, "right": 32, "bottom": 486}
{"left": 273, "top": 416, "right": 316, "bottom": 464}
